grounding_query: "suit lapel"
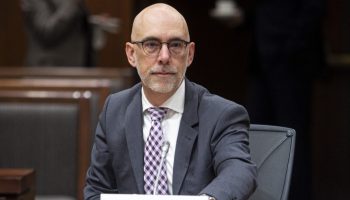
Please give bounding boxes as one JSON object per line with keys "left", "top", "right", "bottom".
{"left": 172, "top": 80, "right": 200, "bottom": 194}
{"left": 125, "top": 86, "right": 145, "bottom": 194}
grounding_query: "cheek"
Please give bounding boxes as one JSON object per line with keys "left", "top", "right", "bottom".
{"left": 175, "top": 57, "right": 189, "bottom": 72}
{"left": 136, "top": 64, "right": 147, "bottom": 78}
{"left": 134, "top": 54, "right": 150, "bottom": 71}
{"left": 135, "top": 58, "right": 152, "bottom": 77}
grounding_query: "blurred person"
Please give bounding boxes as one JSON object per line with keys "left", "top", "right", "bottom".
{"left": 245, "top": 0, "right": 327, "bottom": 199}
{"left": 21, "top": 0, "right": 94, "bottom": 67}
{"left": 84, "top": 3, "right": 257, "bottom": 200}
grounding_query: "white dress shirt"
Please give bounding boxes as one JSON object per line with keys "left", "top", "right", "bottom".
{"left": 141, "top": 80, "right": 185, "bottom": 194}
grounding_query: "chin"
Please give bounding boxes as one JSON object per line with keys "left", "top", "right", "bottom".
{"left": 149, "top": 82, "right": 177, "bottom": 94}
{"left": 150, "top": 85, "right": 175, "bottom": 94}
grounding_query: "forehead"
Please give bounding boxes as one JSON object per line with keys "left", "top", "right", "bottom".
{"left": 132, "top": 8, "right": 189, "bottom": 41}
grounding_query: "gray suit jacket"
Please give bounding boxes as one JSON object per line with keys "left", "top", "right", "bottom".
{"left": 84, "top": 79, "right": 257, "bottom": 200}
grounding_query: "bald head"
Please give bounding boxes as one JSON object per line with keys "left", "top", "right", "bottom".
{"left": 131, "top": 3, "right": 190, "bottom": 41}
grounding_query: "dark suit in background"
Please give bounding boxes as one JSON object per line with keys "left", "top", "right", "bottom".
{"left": 21, "top": 0, "right": 94, "bottom": 67}
{"left": 245, "top": 0, "right": 327, "bottom": 199}
{"left": 84, "top": 79, "right": 257, "bottom": 200}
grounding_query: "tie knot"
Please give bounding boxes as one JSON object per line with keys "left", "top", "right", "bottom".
{"left": 148, "top": 107, "right": 167, "bottom": 122}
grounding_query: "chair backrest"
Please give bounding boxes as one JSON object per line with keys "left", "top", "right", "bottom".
{"left": 248, "top": 124, "right": 296, "bottom": 200}
{"left": 0, "top": 90, "right": 92, "bottom": 200}
{"left": 0, "top": 78, "right": 113, "bottom": 134}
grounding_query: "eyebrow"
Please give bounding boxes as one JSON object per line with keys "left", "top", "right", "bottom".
{"left": 137, "top": 36, "right": 188, "bottom": 42}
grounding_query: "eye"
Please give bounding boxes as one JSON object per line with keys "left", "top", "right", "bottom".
{"left": 143, "top": 40, "right": 160, "bottom": 50}
{"left": 169, "top": 40, "right": 184, "bottom": 48}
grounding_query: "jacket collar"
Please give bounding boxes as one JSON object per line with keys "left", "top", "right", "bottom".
{"left": 172, "top": 79, "right": 200, "bottom": 194}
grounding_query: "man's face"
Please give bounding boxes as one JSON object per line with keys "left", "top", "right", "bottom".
{"left": 126, "top": 10, "right": 195, "bottom": 96}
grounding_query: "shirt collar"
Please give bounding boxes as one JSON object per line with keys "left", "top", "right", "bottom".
{"left": 142, "top": 80, "right": 185, "bottom": 114}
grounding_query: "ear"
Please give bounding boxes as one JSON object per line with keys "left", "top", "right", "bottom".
{"left": 186, "top": 42, "right": 195, "bottom": 67}
{"left": 125, "top": 42, "right": 137, "bottom": 67}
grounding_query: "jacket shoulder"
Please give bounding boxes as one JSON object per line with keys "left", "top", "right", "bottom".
{"left": 188, "top": 81, "right": 246, "bottom": 111}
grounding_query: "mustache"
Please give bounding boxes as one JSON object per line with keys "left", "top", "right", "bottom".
{"left": 149, "top": 65, "right": 177, "bottom": 73}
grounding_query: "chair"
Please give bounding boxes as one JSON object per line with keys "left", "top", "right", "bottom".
{"left": 0, "top": 90, "right": 92, "bottom": 200}
{"left": 248, "top": 124, "right": 296, "bottom": 200}
{"left": 0, "top": 78, "right": 114, "bottom": 133}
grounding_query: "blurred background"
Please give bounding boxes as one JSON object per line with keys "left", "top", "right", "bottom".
{"left": 0, "top": 0, "right": 349, "bottom": 200}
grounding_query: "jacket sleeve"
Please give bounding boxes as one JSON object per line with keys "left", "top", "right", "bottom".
{"left": 200, "top": 104, "right": 257, "bottom": 200}
{"left": 84, "top": 96, "right": 118, "bottom": 200}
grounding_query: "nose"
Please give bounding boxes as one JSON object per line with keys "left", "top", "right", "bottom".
{"left": 157, "top": 43, "right": 170, "bottom": 63}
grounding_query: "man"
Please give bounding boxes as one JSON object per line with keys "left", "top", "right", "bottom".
{"left": 84, "top": 3, "right": 257, "bottom": 200}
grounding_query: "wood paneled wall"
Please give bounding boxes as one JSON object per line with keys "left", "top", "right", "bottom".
{"left": 0, "top": 0, "right": 26, "bottom": 66}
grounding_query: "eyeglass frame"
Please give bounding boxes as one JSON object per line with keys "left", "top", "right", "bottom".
{"left": 131, "top": 38, "right": 191, "bottom": 56}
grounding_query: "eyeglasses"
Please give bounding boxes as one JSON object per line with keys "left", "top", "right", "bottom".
{"left": 131, "top": 39, "right": 190, "bottom": 56}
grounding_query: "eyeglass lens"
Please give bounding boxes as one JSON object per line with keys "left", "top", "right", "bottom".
{"left": 142, "top": 40, "right": 188, "bottom": 55}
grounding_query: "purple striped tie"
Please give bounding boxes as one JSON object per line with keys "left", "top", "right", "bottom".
{"left": 144, "top": 107, "right": 169, "bottom": 195}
